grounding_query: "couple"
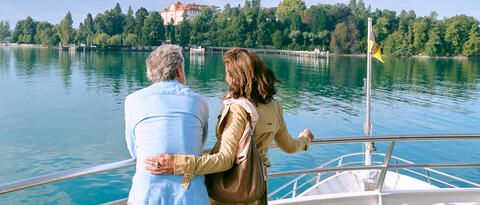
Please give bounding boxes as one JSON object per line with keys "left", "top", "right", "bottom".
{"left": 125, "top": 45, "right": 314, "bottom": 205}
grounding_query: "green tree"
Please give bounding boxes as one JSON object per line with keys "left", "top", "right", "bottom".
{"left": 373, "top": 17, "right": 390, "bottom": 44}
{"left": 445, "top": 15, "right": 477, "bottom": 55}
{"left": 255, "top": 9, "right": 275, "bottom": 46}
{"left": 424, "top": 21, "right": 445, "bottom": 56}
{"left": 275, "top": 0, "right": 306, "bottom": 22}
{"left": 141, "top": 11, "right": 165, "bottom": 45}
{"left": 124, "top": 33, "right": 137, "bottom": 46}
{"left": 124, "top": 6, "right": 136, "bottom": 35}
{"left": 166, "top": 19, "right": 176, "bottom": 44}
{"left": 412, "top": 17, "right": 431, "bottom": 53}
{"left": 84, "top": 13, "right": 95, "bottom": 45}
{"left": 272, "top": 30, "right": 284, "bottom": 48}
{"left": 310, "top": 7, "right": 328, "bottom": 33}
{"left": 462, "top": 26, "right": 480, "bottom": 56}
{"left": 13, "top": 17, "right": 37, "bottom": 43}
{"left": 135, "top": 7, "right": 149, "bottom": 43}
{"left": 95, "top": 33, "right": 110, "bottom": 47}
{"left": 0, "top": 21, "right": 11, "bottom": 43}
{"left": 384, "top": 30, "right": 411, "bottom": 56}
{"left": 104, "top": 3, "right": 125, "bottom": 35}
{"left": 330, "top": 22, "right": 360, "bottom": 53}
{"left": 178, "top": 18, "right": 191, "bottom": 46}
{"left": 108, "top": 34, "right": 122, "bottom": 46}
{"left": 35, "top": 21, "right": 55, "bottom": 46}
{"left": 59, "top": 12, "right": 73, "bottom": 45}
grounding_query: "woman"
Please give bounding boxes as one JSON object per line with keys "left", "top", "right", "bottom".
{"left": 145, "top": 48, "right": 314, "bottom": 204}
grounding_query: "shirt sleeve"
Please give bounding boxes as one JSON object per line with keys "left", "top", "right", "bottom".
{"left": 174, "top": 104, "right": 247, "bottom": 176}
{"left": 201, "top": 98, "right": 209, "bottom": 146}
{"left": 273, "top": 101, "right": 311, "bottom": 153}
{"left": 124, "top": 97, "right": 136, "bottom": 159}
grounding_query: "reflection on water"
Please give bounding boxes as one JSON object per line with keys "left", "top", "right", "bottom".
{"left": 0, "top": 48, "right": 479, "bottom": 204}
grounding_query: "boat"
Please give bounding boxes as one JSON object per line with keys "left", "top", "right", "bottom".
{"left": 190, "top": 46, "right": 205, "bottom": 55}
{"left": 1, "top": 18, "right": 479, "bottom": 204}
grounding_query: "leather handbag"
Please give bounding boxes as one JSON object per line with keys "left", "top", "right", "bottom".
{"left": 205, "top": 102, "right": 266, "bottom": 203}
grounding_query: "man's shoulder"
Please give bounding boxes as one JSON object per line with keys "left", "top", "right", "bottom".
{"left": 125, "top": 86, "right": 151, "bottom": 102}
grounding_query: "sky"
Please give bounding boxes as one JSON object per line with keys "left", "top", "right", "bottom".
{"left": 0, "top": 0, "right": 479, "bottom": 27}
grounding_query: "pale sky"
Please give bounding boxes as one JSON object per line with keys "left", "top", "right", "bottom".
{"left": 0, "top": 0, "right": 479, "bottom": 27}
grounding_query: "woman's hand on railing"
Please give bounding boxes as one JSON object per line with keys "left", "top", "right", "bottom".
{"left": 302, "top": 128, "right": 314, "bottom": 141}
{"left": 144, "top": 154, "right": 175, "bottom": 174}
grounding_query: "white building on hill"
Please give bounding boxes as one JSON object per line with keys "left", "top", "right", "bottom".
{"left": 160, "top": 1, "right": 209, "bottom": 25}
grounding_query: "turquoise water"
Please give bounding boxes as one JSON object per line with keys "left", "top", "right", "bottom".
{"left": 0, "top": 48, "right": 479, "bottom": 204}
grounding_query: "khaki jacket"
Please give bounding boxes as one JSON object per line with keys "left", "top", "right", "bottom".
{"left": 174, "top": 100, "right": 311, "bottom": 191}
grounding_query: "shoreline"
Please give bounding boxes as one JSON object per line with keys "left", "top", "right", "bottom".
{"left": 0, "top": 44, "right": 474, "bottom": 59}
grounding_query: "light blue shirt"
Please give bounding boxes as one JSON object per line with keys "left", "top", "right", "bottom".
{"left": 124, "top": 80, "right": 209, "bottom": 205}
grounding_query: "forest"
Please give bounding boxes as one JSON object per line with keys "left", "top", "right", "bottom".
{"left": 0, "top": 0, "right": 479, "bottom": 57}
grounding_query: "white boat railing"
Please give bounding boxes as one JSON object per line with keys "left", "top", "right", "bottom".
{"left": 1, "top": 134, "right": 480, "bottom": 204}
{"left": 267, "top": 152, "right": 480, "bottom": 200}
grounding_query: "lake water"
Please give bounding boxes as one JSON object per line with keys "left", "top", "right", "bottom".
{"left": 0, "top": 48, "right": 479, "bottom": 204}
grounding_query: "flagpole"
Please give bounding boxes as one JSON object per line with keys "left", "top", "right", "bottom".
{"left": 364, "top": 17, "right": 375, "bottom": 166}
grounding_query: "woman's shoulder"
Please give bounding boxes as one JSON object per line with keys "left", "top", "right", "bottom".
{"left": 227, "top": 104, "right": 249, "bottom": 118}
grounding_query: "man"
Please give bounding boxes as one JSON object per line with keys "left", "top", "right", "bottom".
{"left": 124, "top": 45, "right": 209, "bottom": 205}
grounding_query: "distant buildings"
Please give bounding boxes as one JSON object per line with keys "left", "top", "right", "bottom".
{"left": 160, "top": 1, "right": 209, "bottom": 25}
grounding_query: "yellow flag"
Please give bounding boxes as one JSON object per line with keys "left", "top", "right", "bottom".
{"left": 368, "top": 29, "right": 384, "bottom": 63}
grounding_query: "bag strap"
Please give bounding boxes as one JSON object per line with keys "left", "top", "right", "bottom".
{"left": 216, "top": 98, "right": 259, "bottom": 164}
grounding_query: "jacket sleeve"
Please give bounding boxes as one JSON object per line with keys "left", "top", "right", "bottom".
{"left": 124, "top": 96, "right": 136, "bottom": 159}
{"left": 173, "top": 104, "right": 248, "bottom": 183}
{"left": 273, "top": 102, "right": 311, "bottom": 153}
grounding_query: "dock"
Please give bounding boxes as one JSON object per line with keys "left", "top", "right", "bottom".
{"left": 206, "top": 47, "right": 329, "bottom": 58}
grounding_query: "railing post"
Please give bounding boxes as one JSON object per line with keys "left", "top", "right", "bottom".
{"left": 292, "top": 180, "right": 298, "bottom": 198}
{"left": 425, "top": 169, "right": 432, "bottom": 187}
{"left": 337, "top": 157, "right": 344, "bottom": 174}
{"left": 376, "top": 141, "right": 396, "bottom": 191}
{"left": 316, "top": 173, "right": 322, "bottom": 184}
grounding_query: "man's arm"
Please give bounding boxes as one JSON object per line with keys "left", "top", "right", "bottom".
{"left": 125, "top": 97, "right": 136, "bottom": 159}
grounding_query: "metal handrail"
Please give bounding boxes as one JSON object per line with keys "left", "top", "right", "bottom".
{"left": 1, "top": 134, "right": 480, "bottom": 195}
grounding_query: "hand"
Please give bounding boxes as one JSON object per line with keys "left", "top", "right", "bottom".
{"left": 302, "top": 128, "right": 314, "bottom": 141}
{"left": 144, "top": 154, "right": 175, "bottom": 175}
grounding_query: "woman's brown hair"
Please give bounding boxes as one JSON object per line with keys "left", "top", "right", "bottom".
{"left": 223, "top": 48, "right": 280, "bottom": 105}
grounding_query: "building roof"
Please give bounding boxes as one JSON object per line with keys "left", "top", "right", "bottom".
{"left": 163, "top": 1, "right": 208, "bottom": 12}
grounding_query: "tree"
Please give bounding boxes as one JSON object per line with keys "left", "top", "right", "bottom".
{"left": 141, "top": 12, "right": 165, "bottom": 45}
{"left": 373, "top": 17, "right": 390, "bottom": 44}
{"left": 330, "top": 22, "right": 360, "bottom": 53}
{"left": 255, "top": 9, "right": 275, "bottom": 46}
{"left": 462, "top": 26, "right": 480, "bottom": 56}
{"left": 95, "top": 33, "right": 110, "bottom": 47}
{"left": 166, "top": 19, "right": 176, "bottom": 44}
{"left": 59, "top": 12, "right": 73, "bottom": 45}
{"left": 13, "top": 17, "right": 37, "bottom": 43}
{"left": 135, "top": 7, "right": 149, "bottom": 42}
{"left": 384, "top": 30, "right": 411, "bottom": 56}
{"left": 412, "top": 17, "right": 431, "bottom": 53}
{"left": 35, "top": 21, "right": 55, "bottom": 46}
{"left": 124, "top": 6, "right": 136, "bottom": 35}
{"left": 124, "top": 33, "right": 137, "bottom": 46}
{"left": 108, "top": 34, "right": 122, "bottom": 46}
{"left": 445, "top": 15, "right": 477, "bottom": 55}
{"left": 101, "top": 3, "right": 125, "bottom": 36}
{"left": 275, "top": 0, "right": 306, "bottom": 22}
{"left": 0, "top": 21, "right": 10, "bottom": 43}
{"left": 272, "top": 30, "right": 284, "bottom": 48}
{"left": 310, "top": 7, "right": 328, "bottom": 33}
{"left": 84, "top": 13, "right": 95, "bottom": 45}
{"left": 424, "top": 21, "right": 445, "bottom": 56}
{"left": 178, "top": 18, "right": 191, "bottom": 46}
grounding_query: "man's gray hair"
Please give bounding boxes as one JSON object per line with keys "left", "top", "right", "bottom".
{"left": 146, "top": 44, "right": 184, "bottom": 83}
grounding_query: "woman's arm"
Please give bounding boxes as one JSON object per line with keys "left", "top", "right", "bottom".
{"left": 174, "top": 104, "right": 248, "bottom": 175}
{"left": 274, "top": 102, "right": 312, "bottom": 153}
